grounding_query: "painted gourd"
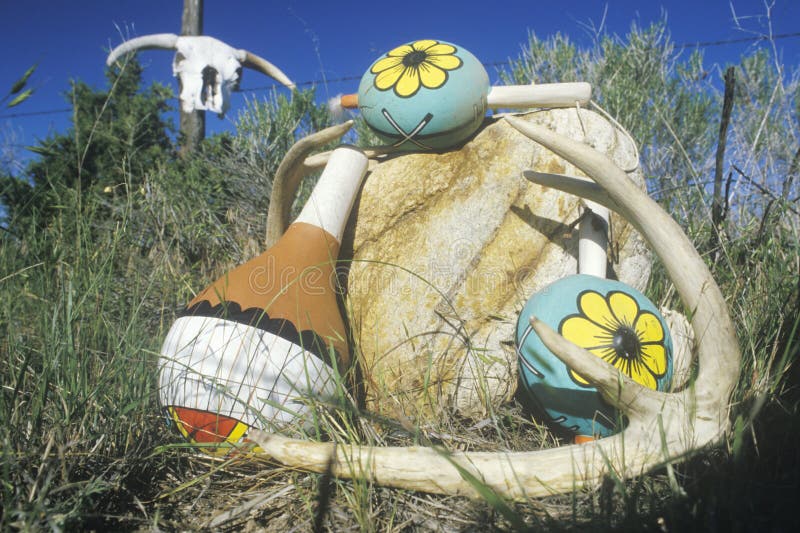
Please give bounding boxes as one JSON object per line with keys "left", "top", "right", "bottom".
{"left": 158, "top": 147, "right": 368, "bottom": 454}
{"left": 516, "top": 274, "right": 673, "bottom": 439}
{"left": 357, "top": 39, "right": 490, "bottom": 151}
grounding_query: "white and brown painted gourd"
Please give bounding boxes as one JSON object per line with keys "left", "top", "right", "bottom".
{"left": 158, "top": 146, "right": 368, "bottom": 453}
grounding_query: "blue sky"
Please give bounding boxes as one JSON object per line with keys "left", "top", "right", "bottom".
{"left": 1, "top": 0, "right": 799, "bottom": 169}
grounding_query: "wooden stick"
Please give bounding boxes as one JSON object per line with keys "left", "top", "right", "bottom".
{"left": 487, "top": 82, "right": 591, "bottom": 109}
{"left": 338, "top": 82, "right": 591, "bottom": 109}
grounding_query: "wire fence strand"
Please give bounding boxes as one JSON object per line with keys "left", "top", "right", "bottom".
{"left": 2, "top": 31, "right": 798, "bottom": 120}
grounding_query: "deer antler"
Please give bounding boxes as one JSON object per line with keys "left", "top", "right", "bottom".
{"left": 264, "top": 123, "right": 387, "bottom": 247}
{"left": 264, "top": 121, "right": 355, "bottom": 247}
{"left": 249, "top": 115, "right": 741, "bottom": 499}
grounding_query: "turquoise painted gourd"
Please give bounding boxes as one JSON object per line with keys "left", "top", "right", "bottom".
{"left": 516, "top": 274, "right": 674, "bottom": 439}
{"left": 357, "top": 39, "right": 490, "bottom": 151}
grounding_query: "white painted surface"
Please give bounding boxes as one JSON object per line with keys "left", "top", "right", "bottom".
{"left": 578, "top": 200, "right": 610, "bottom": 278}
{"left": 295, "top": 146, "right": 369, "bottom": 242}
{"left": 159, "top": 315, "right": 338, "bottom": 430}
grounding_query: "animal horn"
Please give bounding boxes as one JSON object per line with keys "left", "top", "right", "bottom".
{"left": 240, "top": 51, "right": 296, "bottom": 89}
{"left": 106, "top": 33, "right": 179, "bottom": 65}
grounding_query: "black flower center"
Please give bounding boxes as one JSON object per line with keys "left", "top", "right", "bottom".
{"left": 403, "top": 51, "right": 428, "bottom": 67}
{"left": 612, "top": 326, "right": 641, "bottom": 360}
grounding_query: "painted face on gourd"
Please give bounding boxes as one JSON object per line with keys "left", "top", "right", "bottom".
{"left": 516, "top": 275, "right": 674, "bottom": 439}
{"left": 357, "top": 39, "right": 490, "bottom": 150}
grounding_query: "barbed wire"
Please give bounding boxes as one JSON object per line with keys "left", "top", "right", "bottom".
{"left": 0, "top": 107, "right": 71, "bottom": 119}
{"left": 675, "top": 30, "right": 800, "bottom": 49}
{"left": 1, "top": 30, "right": 798, "bottom": 120}
{"left": 235, "top": 31, "right": 800, "bottom": 92}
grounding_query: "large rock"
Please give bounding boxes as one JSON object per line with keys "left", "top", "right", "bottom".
{"left": 341, "top": 109, "right": 651, "bottom": 421}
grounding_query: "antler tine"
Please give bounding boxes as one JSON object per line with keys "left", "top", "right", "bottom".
{"left": 106, "top": 33, "right": 179, "bottom": 65}
{"left": 528, "top": 316, "right": 664, "bottom": 417}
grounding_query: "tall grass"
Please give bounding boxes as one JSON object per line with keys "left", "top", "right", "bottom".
{"left": 0, "top": 176, "right": 170, "bottom": 529}
{"left": 1, "top": 18, "right": 798, "bottom": 531}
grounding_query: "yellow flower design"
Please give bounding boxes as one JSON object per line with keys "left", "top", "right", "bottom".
{"left": 559, "top": 290, "right": 667, "bottom": 390}
{"left": 371, "top": 39, "right": 462, "bottom": 97}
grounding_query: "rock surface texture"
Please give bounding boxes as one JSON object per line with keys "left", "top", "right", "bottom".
{"left": 341, "top": 108, "right": 651, "bottom": 421}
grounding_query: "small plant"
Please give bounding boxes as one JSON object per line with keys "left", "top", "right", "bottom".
{"left": 3, "top": 64, "right": 36, "bottom": 109}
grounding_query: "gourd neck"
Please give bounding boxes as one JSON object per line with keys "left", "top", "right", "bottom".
{"left": 294, "top": 146, "right": 369, "bottom": 244}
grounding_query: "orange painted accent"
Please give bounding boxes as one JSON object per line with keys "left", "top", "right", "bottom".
{"left": 168, "top": 406, "right": 256, "bottom": 456}
{"left": 574, "top": 435, "right": 596, "bottom": 444}
{"left": 340, "top": 93, "right": 359, "bottom": 108}
{"left": 170, "top": 406, "right": 244, "bottom": 444}
{"left": 188, "top": 222, "right": 349, "bottom": 365}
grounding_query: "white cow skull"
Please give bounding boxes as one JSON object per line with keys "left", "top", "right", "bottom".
{"left": 106, "top": 33, "right": 295, "bottom": 117}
